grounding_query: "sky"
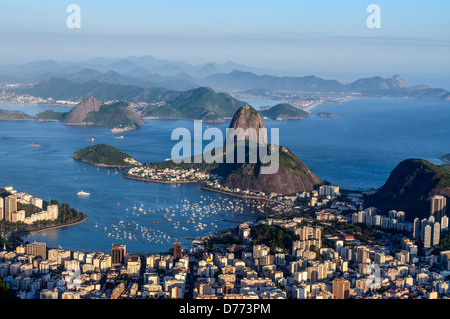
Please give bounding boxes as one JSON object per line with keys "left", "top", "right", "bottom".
{"left": 0, "top": 0, "right": 449, "bottom": 87}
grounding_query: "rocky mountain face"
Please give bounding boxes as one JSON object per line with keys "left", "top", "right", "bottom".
{"left": 365, "top": 159, "right": 450, "bottom": 220}
{"left": 227, "top": 105, "right": 268, "bottom": 145}
{"left": 62, "top": 96, "right": 102, "bottom": 125}
{"left": 217, "top": 145, "right": 322, "bottom": 195}
{"left": 215, "top": 105, "right": 322, "bottom": 195}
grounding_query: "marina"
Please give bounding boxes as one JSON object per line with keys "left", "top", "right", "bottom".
{"left": 102, "top": 194, "right": 265, "bottom": 248}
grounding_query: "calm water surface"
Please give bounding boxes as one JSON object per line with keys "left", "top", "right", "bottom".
{"left": 0, "top": 98, "right": 449, "bottom": 253}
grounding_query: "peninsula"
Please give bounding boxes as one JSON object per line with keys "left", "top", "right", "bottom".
{"left": 125, "top": 105, "right": 322, "bottom": 196}
{"left": 0, "top": 186, "right": 88, "bottom": 240}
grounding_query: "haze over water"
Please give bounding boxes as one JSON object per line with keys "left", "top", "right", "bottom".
{"left": 0, "top": 97, "right": 449, "bottom": 253}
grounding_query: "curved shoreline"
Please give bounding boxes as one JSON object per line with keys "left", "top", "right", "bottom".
{"left": 17, "top": 214, "right": 89, "bottom": 236}
{"left": 200, "top": 184, "right": 280, "bottom": 204}
{"left": 73, "top": 157, "right": 136, "bottom": 169}
{"left": 123, "top": 173, "right": 204, "bottom": 184}
{"left": 124, "top": 174, "right": 283, "bottom": 203}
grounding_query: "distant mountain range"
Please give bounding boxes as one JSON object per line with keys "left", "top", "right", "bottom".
{"left": 31, "top": 97, "right": 145, "bottom": 129}
{"left": 20, "top": 76, "right": 179, "bottom": 104}
{"left": 0, "top": 56, "right": 271, "bottom": 90}
{"left": 2, "top": 56, "right": 449, "bottom": 101}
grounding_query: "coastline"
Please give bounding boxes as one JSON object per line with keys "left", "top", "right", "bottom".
{"left": 123, "top": 173, "right": 205, "bottom": 184}
{"left": 73, "top": 157, "right": 136, "bottom": 169}
{"left": 200, "top": 184, "right": 281, "bottom": 204}
{"left": 16, "top": 214, "right": 89, "bottom": 236}
{"left": 302, "top": 96, "right": 358, "bottom": 112}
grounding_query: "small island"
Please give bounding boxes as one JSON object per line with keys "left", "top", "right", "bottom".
{"left": 73, "top": 144, "right": 141, "bottom": 168}
{"left": 317, "top": 112, "right": 339, "bottom": 118}
{"left": 260, "top": 103, "right": 310, "bottom": 120}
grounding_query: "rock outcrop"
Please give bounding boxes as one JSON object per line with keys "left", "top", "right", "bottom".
{"left": 227, "top": 104, "right": 268, "bottom": 145}
{"left": 216, "top": 105, "right": 322, "bottom": 194}
{"left": 62, "top": 96, "right": 102, "bottom": 125}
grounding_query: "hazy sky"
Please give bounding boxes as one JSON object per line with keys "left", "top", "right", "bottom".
{"left": 0, "top": 0, "right": 449, "bottom": 87}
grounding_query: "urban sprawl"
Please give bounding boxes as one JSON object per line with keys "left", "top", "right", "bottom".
{"left": 1, "top": 185, "right": 449, "bottom": 300}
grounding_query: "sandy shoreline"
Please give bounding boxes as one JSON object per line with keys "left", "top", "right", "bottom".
{"left": 302, "top": 97, "right": 358, "bottom": 112}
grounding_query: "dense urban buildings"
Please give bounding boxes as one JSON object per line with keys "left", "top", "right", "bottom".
{"left": 1, "top": 187, "right": 449, "bottom": 300}
{"left": 0, "top": 187, "right": 59, "bottom": 225}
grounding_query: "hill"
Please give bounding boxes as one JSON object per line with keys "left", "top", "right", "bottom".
{"left": 148, "top": 105, "right": 322, "bottom": 195}
{"left": 144, "top": 87, "right": 247, "bottom": 122}
{"left": 34, "top": 110, "right": 65, "bottom": 122}
{"left": 202, "top": 72, "right": 450, "bottom": 101}
{"left": 215, "top": 144, "right": 322, "bottom": 195}
{"left": 0, "top": 109, "right": 32, "bottom": 121}
{"left": 260, "top": 103, "right": 310, "bottom": 120}
{"left": 62, "top": 97, "right": 144, "bottom": 129}
{"left": 19, "top": 78, "right": 248, "bottom": 122}
{"left": 82, "top": 101, "right": 145, "bottom": 129}
{"left": 364, "top": 159, "right": 450, "bottom": 220}
{"left": 62, "top": 97, "right": 102, "bottom": 124}
{"left": 73, "top": 144, "right": 140, "bottom": 168}
{"left": 202, "top": 71, "right": 345, "bottom": 92}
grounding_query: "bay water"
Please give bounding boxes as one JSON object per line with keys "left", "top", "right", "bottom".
{"left": 0, "top": 97, "right": 449, "bottom": 253}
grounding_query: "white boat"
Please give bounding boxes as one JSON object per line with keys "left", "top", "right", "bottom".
{"left": 77, "top": 190, "right": 90, "bottom": 197}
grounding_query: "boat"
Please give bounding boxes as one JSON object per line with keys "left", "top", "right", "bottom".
{"left": 30, "top": 143, "right": 41, "bottom": 147}
{"left": 115, "top": 136, "right": 124, "bottom": 139}
{"left": 77, "top": 190, "right": 90, "bottom": 197}
{"left": 86, "top": 138, "right": 94, "bottom": 142}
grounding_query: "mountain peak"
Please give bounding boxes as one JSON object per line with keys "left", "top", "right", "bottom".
{"left": 62, "top": 97, "right": 102, "bottom": 125}
{"left": 228, "top": 105, "right": 268, "bottom": 145}
{"left": 391, "top": 74, "right": 408, "bottom": 88}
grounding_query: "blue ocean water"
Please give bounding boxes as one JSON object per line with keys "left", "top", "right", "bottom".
{"left": 0, "top": 98, "right": 449, "bottom": 253}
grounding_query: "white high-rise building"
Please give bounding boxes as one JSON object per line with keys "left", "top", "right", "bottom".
{"left": 31, "top": 198, "right": 43, "bottom": 209}
{"left": 433, "top": 222, "right": 441, "bottom": 247}
{"left": 424, "top": 224, "right": 432, "bottom": 249}
{"left": 441, "top": 215, "right": 449, "bottom": 231}
{"left": 0, "top": 197, "right": 3, "bottom": 220}
{"left": 47, "top": 205, "right": 59, "bottom": 221}
{"left": 431, "top": 195, "right": 447, "bottom": 222}
{"left": 319, "top": 185, "right": 340, "bottom": 197}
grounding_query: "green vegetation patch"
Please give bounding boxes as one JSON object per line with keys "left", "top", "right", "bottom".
{"left": 73, "top": 144, "right": 139, "bottom": 167}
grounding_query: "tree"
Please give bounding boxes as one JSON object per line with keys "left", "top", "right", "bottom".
{"left": 0, "top": 278, "right": 17, "bottom": 299}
